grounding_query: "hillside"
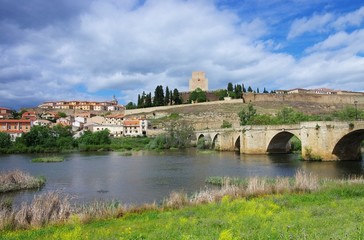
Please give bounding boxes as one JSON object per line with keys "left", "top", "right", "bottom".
{"left": 125, "top": 98, "right": 357, "bottom": 131}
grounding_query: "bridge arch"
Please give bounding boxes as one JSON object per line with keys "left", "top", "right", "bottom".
{"left": 211, "top": 133, "right": 221, "bottom": 150}
{"left": 332, "top": 129, "right": 364, "bottom": 160}
{"left": 267, "top": 131, "right": 301, "bottom": 154}
{"left": 235, "top": 136, "right": 241, "bottom": 151}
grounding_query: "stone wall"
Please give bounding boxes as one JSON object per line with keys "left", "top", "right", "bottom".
{"left": 243, "top": 93, "right": 364, "bottom": 105}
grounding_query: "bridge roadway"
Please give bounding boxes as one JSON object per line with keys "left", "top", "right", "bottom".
{"left": 195, "top": 121, "right": 364, "bottom": 161}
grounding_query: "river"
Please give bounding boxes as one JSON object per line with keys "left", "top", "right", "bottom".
{"left": 1, "top": 150, "right": 364, "bottom": 205}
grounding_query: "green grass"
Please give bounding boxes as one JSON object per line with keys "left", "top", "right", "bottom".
{"left": 31, "top": 156, "right": 65, "bottom": 163}
{"left": 2, "top": 183, "right": 364, "bottom": 239}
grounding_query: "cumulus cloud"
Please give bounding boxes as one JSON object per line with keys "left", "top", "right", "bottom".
{"left": 288, "top": 13, "right": 334, "bottom": 39}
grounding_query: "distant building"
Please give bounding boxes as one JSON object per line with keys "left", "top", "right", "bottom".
{"left": 189, "top": 71, "right": 208, "bottom": 91}
{"left": 22, "top": 111, "right": 37, "bottom": 121}
{"left": 0, "top": 107, "right": 12, "bottom": 119}
{"left": 38, "top": 97, "right": 120, "bottom": 111}
{"left": 104, "top": 114, "right": 124, "bottom": 125}
{"left": 41, "top": 111, "right": 60, "bottom": 121}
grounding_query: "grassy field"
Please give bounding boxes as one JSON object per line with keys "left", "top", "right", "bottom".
{"left": 2, "top": 178, "right": 364, "bottom": 239}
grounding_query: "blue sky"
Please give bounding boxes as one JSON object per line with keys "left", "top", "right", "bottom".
{"left": 1, "top": 0, "right": 364, "bottom": 109}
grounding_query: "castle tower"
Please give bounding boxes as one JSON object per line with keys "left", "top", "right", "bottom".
{"left": 189, "top": 71, "right": 208, "bottom": 91}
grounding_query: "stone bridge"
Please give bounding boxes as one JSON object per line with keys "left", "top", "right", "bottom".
{"left": 195, "top": 121, "right": 364, "bottom": 161}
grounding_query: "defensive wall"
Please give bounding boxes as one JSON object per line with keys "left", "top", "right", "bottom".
{"left": 243, "top": 93, "right": 364, "bottom": 105}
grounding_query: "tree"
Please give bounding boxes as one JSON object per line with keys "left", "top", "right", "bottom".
{"left": 234, "top": 84, "right": 242, "bottom": 99}
{"left": 58, "top": 112, "right": 67, "bottom": 118}
{"left": 0, "top": 132, "right": 11, "bottom": 148}
{"left": 78, "top": 129, "right": 111, "bottom": 145}
{"left": 214, "top": 89, "right": 228, "bottom": 100}
{"left": 137, "top": 94, "right": 142, "bottom": 108}
{"left": 189, "top": 88, "right": 207, "bottom": 103}
{"left": 247, "top": 86, "right": 253, "bottom": 92}
{"left": 153, "top": 85, "right": 164, "bottom": 106}
{"left": 173, "top": 88, "right": 182, "bottom": 105}
{"left": 238, "top": 103, "right": 257, "bottom": 125}
{"left": 256, "top": 88, "right": 260, "bottom": 93}
{"left": 242, "top": 84, "right": 246, "bottom": 93}
{"left": 125, "top": 102, "right": 137, "bottom": 109}
{"left": 263, "top": 87, "right": 268, "bottom": 93}
{"left": 145, "top": 93, "right": 152, "bottom": 108}
{"left": 164, "top": 86, "right": 170, "bottom": 106}
{"left": 227, "top": 82, "right": 233, "bottom": 92}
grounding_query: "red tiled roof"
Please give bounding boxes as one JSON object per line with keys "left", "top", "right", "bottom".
{"left": 123, "top": 120, "right": 140, "bottom": 126}
{"left": 0, "top": 119, "right": 31, "bottom": 123}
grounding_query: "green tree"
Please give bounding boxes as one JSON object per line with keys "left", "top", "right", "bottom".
{"left": 145, "top": 93, "right": 152, "bottom": 108}
{"left": 78, "top": 130, "right": 111, "bottom": 145}
{"left": 0, "top": 132, "right": 12, "bottom": 148}
{"left": 247, "top": 86, "right": 253, "bottom": 92}
{"left": 173, "top": 88, "right": 182, "bottom": 105}
{"left": 221, "top": 120, "right": 232, "bottom": 128}
{"left": 239, "top": 103, "right": 257, "bottom": 125}
{"left": 214, "top": 89, "right": 228, "bottom": 100}
{"left": 125, "top": 102, "right": 137, "bottom": 109}
{"left": 153, "top": 85, "right": 164, "bottom": 106}
{"left": 164, "top": 86, "right": 170, "bottom": 106}
{"left": 58, "top": 112, "right": 67, "bottom": 118}
{"left": 234, "top": 84, "right": 242, "bottom": 99}
{"left": 227, "top": 82, "right": 233, "bottom": 92}
{"left": 189, "top": 88, "right": 207, "bottom": 103}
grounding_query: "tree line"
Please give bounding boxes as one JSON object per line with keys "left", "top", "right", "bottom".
{"left": 125, "top": 82, "right": 273, "bottom": 109}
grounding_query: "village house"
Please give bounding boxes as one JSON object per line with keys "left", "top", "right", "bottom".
{"left": 104, "top": 114, "right": 124, "bottom": 125}
{"left": 89, "top": 124, "right": 124, "bottom": 137}
{"left": 33, "top": 119, "right": 52, "bottom": 127}
{"left": 0, "top": 119, "right": 32, "bottom": 141}
{"left": 0, "top": 107, "right": 12, "bottom": 119}
{"left": 40, "top": 111, "right": 60, "bottom": 121}
{"left": 123, "top": 119, "right": 148, "bottom": 137}
{"left": 21, "top": 111, "right": 38, "bottom": 121}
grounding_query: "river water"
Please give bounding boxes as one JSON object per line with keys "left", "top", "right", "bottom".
{"left": 1, "top": 150, "right": 364, "bottom": 205}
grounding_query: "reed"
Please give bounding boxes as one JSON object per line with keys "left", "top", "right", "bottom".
{"left": 31, "top": 156, "right": 64, "bottom": 163}
{"left": 0, "top": 170, "right": 45, "bottom": 193}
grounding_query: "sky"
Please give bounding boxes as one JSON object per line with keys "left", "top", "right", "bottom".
{"left": 1, "top": 0, "right": 364, "bottom": 109}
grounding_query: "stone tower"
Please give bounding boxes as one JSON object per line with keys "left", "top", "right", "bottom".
{"left": 189, "top": 71, "right": 208, "bottom": 91}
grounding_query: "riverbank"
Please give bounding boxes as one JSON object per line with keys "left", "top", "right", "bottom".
{"left": 2, "top": 173, "right": 364, "bottom": 239}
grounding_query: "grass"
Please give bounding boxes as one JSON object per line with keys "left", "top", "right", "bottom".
{"left": 2, "top": 171, "right": 364, "bottom": 239}
{"left": 31, "top": 156, "right": 65, "bottom": 163}
{"left": 0, "top": 170, "right": 46, "bottom": 193}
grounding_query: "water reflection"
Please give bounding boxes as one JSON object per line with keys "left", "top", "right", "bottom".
{"left": 0, "top": 150, "right": 364, "bottom": 205}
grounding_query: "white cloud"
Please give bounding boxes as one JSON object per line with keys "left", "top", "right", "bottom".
{"left": 1, "top": 0, "right": 364, "bottom": 109}
{"left": 288, "top": 13, "right": 334, "bottom": 39}
{"left": 333, "top": 6, "right": 364, "bottom": 30}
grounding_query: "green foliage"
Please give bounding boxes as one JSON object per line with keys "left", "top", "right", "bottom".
{"left": 153, "top": 85, "right": 164, "bottom": 106}
{"left": 189, "top": 88, "right": 207, "bottom": 103}
{"left": 125, "top": 102, "right": 137, "bottom": 109}
{"left": 196, "top": 137, "right": 209, "bottom": 150}
{"left": 172, "top": 88, "right": 182, "bottom": 105}
{"left": 214, "top": 89, "right": 228, "bottom": 100}
{"left": 0, "top": 132, "right": 12, "bottom": 148}
{"left": 221, "top": 120, "right": 232, "bottom": 128}
{"left": 110, "top": 137, "right": 151, "bottom": 151}
{"left": 32, "top": 156, "right": 64, "bottom": 163}
{"left": 77, "top": 130, "right": 111, "bottom": 146}
{"left": 290, "top": 136, "right": 301, "bottom": 152}
{"left": 58, "top": 112, "right": 67, "bottom": 118}
{"left": 332, "top": 106, "right": 364, "bottom": 121}
{"left": 148, "top": 121, "right": 194, "bottom": 149}
{"left": 238, "top": 103, "right": 257, "bottom": 125}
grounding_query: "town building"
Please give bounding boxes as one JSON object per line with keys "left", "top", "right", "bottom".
{"left": 189, "top": 71, "right": 208, "bottom": 91}
{"left": 40, "top": 111, "right": 60, "bottom": 121}
{"left": 0, "top": 107, "right": 12, "bottom": 119}
{"left": 123, "top": 119, "right": 148, "bottom": 137}
{"left": 38, "top": 97, "right": 122, "bottom": 111}
{"left": 0, "top": 119, "right": 32, "bottom": 141}
{"left": 104, "top": 114, "right": 124, "bottom": 125}
{"left": 22, "top": 111, "right": 38, "bottom": 121}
